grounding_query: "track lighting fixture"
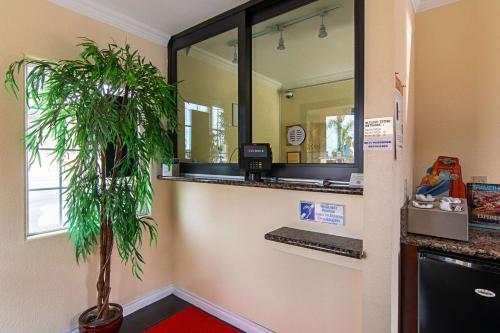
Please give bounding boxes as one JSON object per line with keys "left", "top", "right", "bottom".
{"left": 318, "top": 15, "right": 328, "bottom": 38}
{"left": 226, "top": 5, "right": 340, "bottom": 55}
{"left": 277, "top": 27, "right": 285, "bottom": 50}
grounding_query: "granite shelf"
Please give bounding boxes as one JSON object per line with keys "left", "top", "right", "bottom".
{"left": 401, "top": 228, "right": 500, "bottom": 261}
{"left": 158, "top": 176, "right": 363, "bottom": 195}
{"left": 401, "top": 205, "right": 500, "bottom": 261}
{"left": 265, "top": 227, "right": 364, "bottom": 259}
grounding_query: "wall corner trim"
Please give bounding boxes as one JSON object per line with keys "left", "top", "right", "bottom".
{"left": 411, "top": 0, "right": 420, "bottom": 13}
{"left": 49, "top": 0, "right": 170, "bottom": 46}
{"left": 64, "top": 284, "right": 273, "bottom": 333}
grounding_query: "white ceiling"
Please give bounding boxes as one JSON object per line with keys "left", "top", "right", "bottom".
{"left": 49, "top": 0, "right": 248, "bottom": 45}
{"left": 49, "top": 0, "right": 461, "bottom": 46}
{"left": 413, "top": 0, "right": 460, "bottom": 13}
{"left": 192, "top": 0, "right": 354, "bottom": 88}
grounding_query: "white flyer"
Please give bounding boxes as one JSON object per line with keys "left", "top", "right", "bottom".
{"left": 364, "top": 117, "right": 394, "bottom": 150}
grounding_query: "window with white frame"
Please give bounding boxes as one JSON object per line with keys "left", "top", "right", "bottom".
{"left": 184, "top": 102, "right": 212, "bottom": 160}
{"left": 25, "top": 66, "right": 75, "bottom": 236}
{"left": 183, "top": 102, "right": 227, "bottom": 163}
{"left": 211, "top": 106, "right": 226, "bottom": 162}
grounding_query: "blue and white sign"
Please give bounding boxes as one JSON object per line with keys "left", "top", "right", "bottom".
{"left": 300, "top": 201, "right": 345, "bottom": 225}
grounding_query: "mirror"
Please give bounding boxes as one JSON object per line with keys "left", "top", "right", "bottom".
{"left": 177, "top": 28, "right": 239, "bottom": 164}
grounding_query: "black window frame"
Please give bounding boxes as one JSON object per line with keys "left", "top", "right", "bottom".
{"left": 168, "top": 0, "right": 364, "bottom": 181}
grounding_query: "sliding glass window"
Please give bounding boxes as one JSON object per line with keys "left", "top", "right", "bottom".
{"left": 169, "top": 0, "right": 364, "bottom": 180}
{"left": 253, "top": 0, "right": 355, "bottom": 163}
{"left": 176, "top": 27, "right": 240, "bottom": 169}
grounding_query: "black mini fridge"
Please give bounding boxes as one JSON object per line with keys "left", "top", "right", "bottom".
{"left": 418, "top": 250, "right": 500, "bottom": 333}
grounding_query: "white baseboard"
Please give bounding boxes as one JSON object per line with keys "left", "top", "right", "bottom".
{"left": 123, "top": 284, "right": 175, "bottom": 316}
{"left": 173, "top": 287, "right": 274, "bottom": 333}
{"left": 64, "top": 284, "right": 273, "bottom": 333}
{"left": 64, "top": 284, "right": 175, "bottom": 333}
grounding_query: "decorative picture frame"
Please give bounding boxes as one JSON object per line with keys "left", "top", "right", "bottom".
{"left": 287, "top": 151, "right": 301, "bottom": 164}
{"left": 232, "top": 103, "right": 238, "bottom": 127}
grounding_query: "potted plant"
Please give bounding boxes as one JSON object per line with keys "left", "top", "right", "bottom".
{"left": 4, "top": 39, "right": 177, "bottom": 332}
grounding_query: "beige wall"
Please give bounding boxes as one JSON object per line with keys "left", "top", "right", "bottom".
{"left": 0, "top": 1, "right": 172, "bottom": 332}
{"left": 0, "top": 0, "right": 418, "bottom": 332}
{"left": 252, "top": 79, "right": 281, "bottom": 162}
{"left": 361, "top": 0, "right": 415, "bottom": 332}
{"left": 172, "top": 182, "right": 364, "bottom": 333}
{"left": 414, "top": 0, "right": 500, "bottom": 185}
{"left": 173, "top": 2, "right": 416, "bottom": 333}
{"left": 390, "top": 0, "right": 416, "bottom": 331}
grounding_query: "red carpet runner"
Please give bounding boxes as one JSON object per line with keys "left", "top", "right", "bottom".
{"left": 143, "top": 306, "right": 240, "bottom": 333}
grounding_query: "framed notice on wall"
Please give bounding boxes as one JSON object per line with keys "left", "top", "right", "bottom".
{"left": 287, "top": 151, "right": 301, "bottom": 164}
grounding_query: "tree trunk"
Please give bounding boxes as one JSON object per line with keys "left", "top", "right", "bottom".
{"left": 96, "top": 153, "right": 111, "bottom": 319}
{"left": 102, "top": 218, "right": 113, "bottom": 318}
{"left": 95, "top": 89, "right": 128, "bottom": 321}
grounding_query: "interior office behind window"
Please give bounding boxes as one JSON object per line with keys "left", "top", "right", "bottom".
{"left": 176, "top": 0, "right": 355, "bottom": 166}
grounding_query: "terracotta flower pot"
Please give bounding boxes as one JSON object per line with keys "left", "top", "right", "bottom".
{"left": 78, "top": 303, "right": 123, "bottom": 333}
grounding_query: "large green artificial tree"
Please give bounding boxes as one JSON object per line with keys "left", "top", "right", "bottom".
{"left": 4, "top": 39, "right": 177, "bottom": 321}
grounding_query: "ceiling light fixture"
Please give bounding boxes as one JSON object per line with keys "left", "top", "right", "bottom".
{"left": 277, "top": 27, "right": 285, "bottom": 50}
{"left": 318, "top": 14, "right": 328, "bottom": 38}
{"left": 226, "top": 5, "right": 341, "bottom": 55}
{"left": 232, "top": 44, "right": 238, "bottom": 64}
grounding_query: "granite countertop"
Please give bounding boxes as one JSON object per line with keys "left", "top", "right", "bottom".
{"left": 400, "top": 205, "right": 500, "bottom": 261}
{"left": 159, "top": 176, "right": 363, "bottom": 195}
{"left": 265, "top": 227, "right": 364, "bottom": 259}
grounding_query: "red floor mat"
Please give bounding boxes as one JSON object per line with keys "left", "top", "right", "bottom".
{"left": 143, "top": 306, "right": 240, "bottom": 333}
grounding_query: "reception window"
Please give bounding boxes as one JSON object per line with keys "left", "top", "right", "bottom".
{"left": 169, "top": 0, "right": 364, "bottom": 180}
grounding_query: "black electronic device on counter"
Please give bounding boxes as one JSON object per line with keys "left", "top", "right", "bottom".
{"left": 239, "top": 143, "right": 272, "bottom": 182}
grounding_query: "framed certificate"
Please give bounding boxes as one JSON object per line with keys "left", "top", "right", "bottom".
{"left": 287, "top": 151, "right": 301, "bottom": 164}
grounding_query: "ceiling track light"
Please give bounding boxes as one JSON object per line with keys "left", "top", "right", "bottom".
{"left": 226, "top": 5, "right": 340, "bottom": 53}
{"left": 277, "top": 26, "right": 286, "bottom": 50}
{"left": 318, "top": 14, "right": 328, "bottom": 38}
